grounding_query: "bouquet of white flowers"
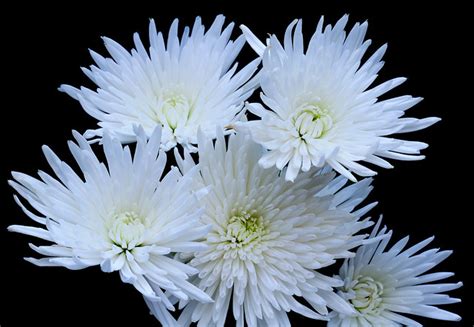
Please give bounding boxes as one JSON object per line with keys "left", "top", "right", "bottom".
{"left": 7, "top": 14, "right": 462, "bottom": 326}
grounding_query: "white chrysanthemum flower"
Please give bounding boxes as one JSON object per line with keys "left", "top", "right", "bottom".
{"left": 329, "top": 218, "right": 462, "bottom": 326}
{"left": 167, "top": 130, "right": 377, "bottom": 326}
{"left": 60, "top": 15, "right": 259, "bottom": 151}
{"left": 8, "top": 126, "right": 212, "bottom": 325}
{"left": 239, "top": 15, "right": 440, "bottom": 182}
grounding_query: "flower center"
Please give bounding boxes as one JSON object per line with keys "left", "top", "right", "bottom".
{"left": 108, "top": 211, "right": 145, "bottom": 251}
{"left": 158, "top": 93, "right": 192, "bottom": 130}
{"left": 292, "top": 103, "right": 333, "bottom": 139}
{"left": 227, "top": 209, "right": 265, "bottom": 244}
{"left": 218, "top": 208, "right": 268, "bottom": 260}
{"left": 350, "top": 276, "right": 384, "bottom": 314}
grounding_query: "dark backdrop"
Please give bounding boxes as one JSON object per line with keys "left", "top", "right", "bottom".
{"left": 1, "top": 1, "right": 470, "bottom": 326}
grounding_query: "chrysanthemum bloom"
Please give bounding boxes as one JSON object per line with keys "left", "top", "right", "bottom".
{"left": 239, "top": 16, "right": 440, "bottom": 182}
{"left": 170, "top": 130, "right": 376, "bottom": 326}
{"left": 329, "top": 218, "right": 462, "bottom": 326}
{"left": 8, "top": 126, "right": 212, "bottom": 325}
{"left": 60, "top": 15, "right": 259, "bottom": 151}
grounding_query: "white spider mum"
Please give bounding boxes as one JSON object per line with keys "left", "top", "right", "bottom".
{"left": 8, "top": 126, "right": 212, "bottom": 325}
{"left": 329, "top": 218, "right": 462, "bottom": 326}
{"left": 239, "top": 15, "right": 440, "bottom": 182}
{"left": 168, "top": 130, "right": 377, "bottom": 326}
{"left": 60, "top": 15, "right": 259, "bottom": 151}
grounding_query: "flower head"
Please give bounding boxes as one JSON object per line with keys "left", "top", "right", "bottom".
{"left": 169, "top": 130, "right": 376, "bottom": 326}
{"left": 329, "top": 218, "right": 462, "bottom": 326}
{"left": 240, "top": 15, "right": 440, "bottom": 181}
{"left": 8, "top": 126, "right": 212, "bottom": 325}
{"left": 60, "top": 15, "right": 259, "bottom": 151}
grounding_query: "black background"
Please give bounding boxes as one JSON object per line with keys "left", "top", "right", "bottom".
{"left": 0, "top": 1, "right": 471, "bottom": 326}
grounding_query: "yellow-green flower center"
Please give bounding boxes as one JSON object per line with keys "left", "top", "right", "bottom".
{"left": 350, "top": 275, "right": 384, "bottom": 314}
{"left": 154, "top": 93, "right": 193, "bottom": 130}
{"left": 216, "top": 208, "right": 270, "bottom": 261}
{"left": 292, "top": 104, "right": 333, "bottom": 139}
{"left": 109, "top": 211, "right": 145, "bottom": 250}
{"left": 227, "top": 209, "right": 265, "bottom": 244}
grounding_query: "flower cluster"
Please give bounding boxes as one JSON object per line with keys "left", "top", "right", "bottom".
{"left": 8, "top": 14, "right": 461, "bottom": 326}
